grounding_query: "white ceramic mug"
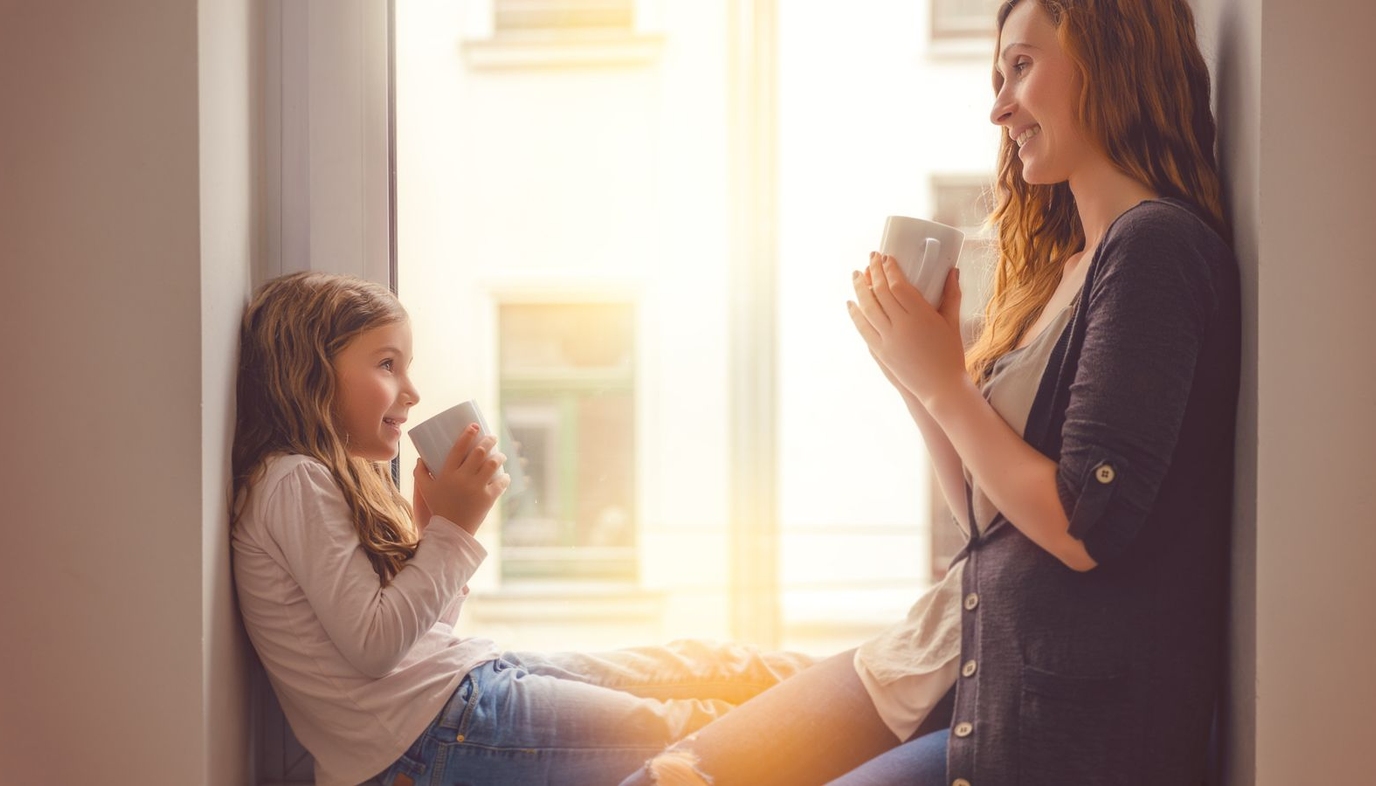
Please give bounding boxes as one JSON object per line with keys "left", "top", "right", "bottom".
{"left": 408, "top": 400, "right": 527, "bottom": 498}
{"left": 878, "top": 216, "right": 965, "bottom": 306}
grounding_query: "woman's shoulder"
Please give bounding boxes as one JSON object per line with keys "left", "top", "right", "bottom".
{"left": 1087, "top": 198, "right": 1239, "bottom": 321}
{"left": 1098, "top": 198, "right": 1236, "bottom": 283}
{"left": 1106, "top": 198, "right": 1232, "bottom": 260}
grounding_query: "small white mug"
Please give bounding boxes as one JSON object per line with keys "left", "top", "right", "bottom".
{"left": 408, "top": 400, "right": 527, "bottom": 499}
{"left": 408, "top": 400, "right": 490, "bottom": 475}
{"left": 878, "top": 216, "right": 965, "bottom": 306}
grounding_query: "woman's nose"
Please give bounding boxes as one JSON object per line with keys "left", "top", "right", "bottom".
{"left": 990, "top": 85, "right": 1014, "bottom": 126}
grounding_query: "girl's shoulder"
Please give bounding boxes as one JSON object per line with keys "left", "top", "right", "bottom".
{"left": 259, "top": 452, "right": 331, "bottom": 485}
{"left": 246, "top": 453, "right": 341, "bottom": 515}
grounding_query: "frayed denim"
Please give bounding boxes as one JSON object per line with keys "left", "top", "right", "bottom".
{"left": 365, "top": 640, "right": 812, "bottom": 786}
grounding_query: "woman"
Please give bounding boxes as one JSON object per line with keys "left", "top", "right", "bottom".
{"left": 620, "top": 0, "right": 1239, "bottom": 783}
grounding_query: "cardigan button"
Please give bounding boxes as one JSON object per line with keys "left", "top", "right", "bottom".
{"left": 963, "top": 593, "right": 979, "bottom": 611}
{"left": 953, "top": 779, "right": 972, "bottom": 786}
{"left": 954, "top": 722, "right": 974, "bottom": 738}
{"left": 961, "top": 660, "right": 977, "bottom": 677}
{"left": 1095, "top": 463, "right": 1116, "bottom": 483}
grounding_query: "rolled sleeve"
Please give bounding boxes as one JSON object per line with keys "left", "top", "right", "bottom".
{"left": 1056, "top": 208, "right": 1219, "bottom": 564}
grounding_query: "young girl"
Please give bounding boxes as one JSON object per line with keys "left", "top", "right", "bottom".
{"left": 620, "top": 0, "right": 1240, "bottom": 783}
{"left": 230, "top": 271, "right": 810, "bottom": 786}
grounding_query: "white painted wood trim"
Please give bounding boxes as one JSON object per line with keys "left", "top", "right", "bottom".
{"left": 262, "top": 0, "right": 391, "bottom": 286}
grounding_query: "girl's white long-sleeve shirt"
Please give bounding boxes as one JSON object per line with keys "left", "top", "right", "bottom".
{"left": 232, "top": 453, "right": 501, "bottom": 786}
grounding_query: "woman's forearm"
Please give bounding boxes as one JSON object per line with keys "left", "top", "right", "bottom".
{"left": 925, "top": 379, "right": 1097, "bottom": 571}
{"left": 903, "top": 391, "right": 972, "bottom": 534}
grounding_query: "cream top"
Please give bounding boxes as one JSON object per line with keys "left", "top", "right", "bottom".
{"left": 855, "top": 301, "right": 1076, "bottom": 740}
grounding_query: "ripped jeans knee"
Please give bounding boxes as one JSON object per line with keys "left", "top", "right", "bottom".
{"left": 628, "top": 741, "right": 713, "bottom": 786}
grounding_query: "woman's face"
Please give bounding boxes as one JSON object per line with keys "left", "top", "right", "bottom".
{"left": 990, "top": 1, "right": 1095, "bottom": 185}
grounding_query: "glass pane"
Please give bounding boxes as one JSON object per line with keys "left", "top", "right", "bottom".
{"left": 499, "top": 303, "right": 637, "bottom": 582}
{"left": 398, "top": 0, "right": 1002, "bottom": 654}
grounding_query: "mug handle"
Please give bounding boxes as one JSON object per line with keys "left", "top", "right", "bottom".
{"left": 915, "top": 238, "right": 943, "bottom": 305}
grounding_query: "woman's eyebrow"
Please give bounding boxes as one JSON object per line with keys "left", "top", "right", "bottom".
{"left": 999, "top": 41, "right": 1038, "bottom": 60}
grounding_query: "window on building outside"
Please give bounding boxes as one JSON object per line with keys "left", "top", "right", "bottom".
{"left": 498, "top": 301, "right": 637, "bottom": 582}
{"left": 494, "top": 0, "right": 634, "bottom": 34}
{"left": 931, "top": 0, "right": 1000, "bottom": 41}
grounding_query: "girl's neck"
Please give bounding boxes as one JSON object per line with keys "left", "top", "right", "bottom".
{"left": 1067, "top": 159, "right": 1159, "bottom": 253}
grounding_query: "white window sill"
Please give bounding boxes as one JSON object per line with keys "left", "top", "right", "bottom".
{"left": 468, "top": 582, "right": 666, "bottom": 623}
{"left": 462, "top": 30, "right": 665, "bottom": 70}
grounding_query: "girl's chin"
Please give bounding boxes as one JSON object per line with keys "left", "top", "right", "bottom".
{"left": 345, "top": 445, "right": 401, "bottom": 463}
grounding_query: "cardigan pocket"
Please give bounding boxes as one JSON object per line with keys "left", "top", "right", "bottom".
{"left": 1018, "top": 664, "right": 1137, "bottom": 786}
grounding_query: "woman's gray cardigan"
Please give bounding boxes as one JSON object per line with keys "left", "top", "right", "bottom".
{"left": 944, "top": 199, "right": 1241, "bottom": 786}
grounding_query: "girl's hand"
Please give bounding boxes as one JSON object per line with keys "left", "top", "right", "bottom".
{"left": 413, "top": 424, "right": 511, "bottom": 535}
{"left": 847, "top": 252, "right": 967, "bottom": 408}
{"left": 412, "top": 481, "right": 433, "bottom": 536}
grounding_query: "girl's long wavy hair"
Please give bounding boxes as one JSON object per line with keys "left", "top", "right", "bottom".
{"left": 232, "top": 271, "right": 418, "bottom": 584}
{"left": 966, "top": 0, "right": 1229, "bottom": 384}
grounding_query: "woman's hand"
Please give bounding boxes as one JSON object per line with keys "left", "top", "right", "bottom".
{"left": 413, "top": 424, "right": 511, "bottom": 536}
{"left": 847, "top": 252, "right": 968, "bottom": 408}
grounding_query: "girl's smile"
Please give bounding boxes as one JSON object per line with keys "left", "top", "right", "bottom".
{"left": 332, "top": 319, "right": 420, "bottom": 462}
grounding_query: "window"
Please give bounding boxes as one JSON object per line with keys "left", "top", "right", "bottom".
{"left": 498, "top": 302, "right": 638, "bottom": 582}
{"left": 933, "top": 174, "right": 996, "bottom": 333}
{"left": 399, "top": 0, "right": 1003, "bottom": 656}
{"left": 494, "top": 0, "right": 635, "bottom": 34}
{"left": 931, "top": 0, "right": 1001, "bottom": 41}
{"left": 463, "top": 0, "right": 663, "bottom": 69}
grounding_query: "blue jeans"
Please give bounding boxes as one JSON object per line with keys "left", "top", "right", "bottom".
{"left": 366, "top": 639, "right": 814, "bottom": 786}
{"left": 617, "top": 649, "right": 951, "bottom": 786}
{"left": 828, "top": 729, "right": 949, "bottom": 786}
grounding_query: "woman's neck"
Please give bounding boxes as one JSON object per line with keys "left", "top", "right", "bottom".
{"left": 1068, "top": 159, "right": 1159, "bottom": 252}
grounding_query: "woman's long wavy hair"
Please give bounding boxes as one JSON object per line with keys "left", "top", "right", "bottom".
{"left": 232, "top": 272, "right": 418, "bottom": 584}
{"left": 966, "top": 0, "right": 1229, "bottom": 384}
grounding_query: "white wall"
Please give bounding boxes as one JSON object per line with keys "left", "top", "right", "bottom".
{"left": 199, "top": 0, "right": 259, "bottom": 782}
{"left": 0, "top": 1, "right": 255, "bottom": 783}
{"left": 1192, "top": 0, "right": 1376, "bottom": 782}
{"left": 1252, "top": 1, "right": 1376, "bottom": 783}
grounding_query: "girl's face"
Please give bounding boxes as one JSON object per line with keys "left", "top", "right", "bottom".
{"left": 990, "top": 1, "right": 1095, "bottom": 185}
{"left": 332, "top": 319, "right": 420, "bottom": 462}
